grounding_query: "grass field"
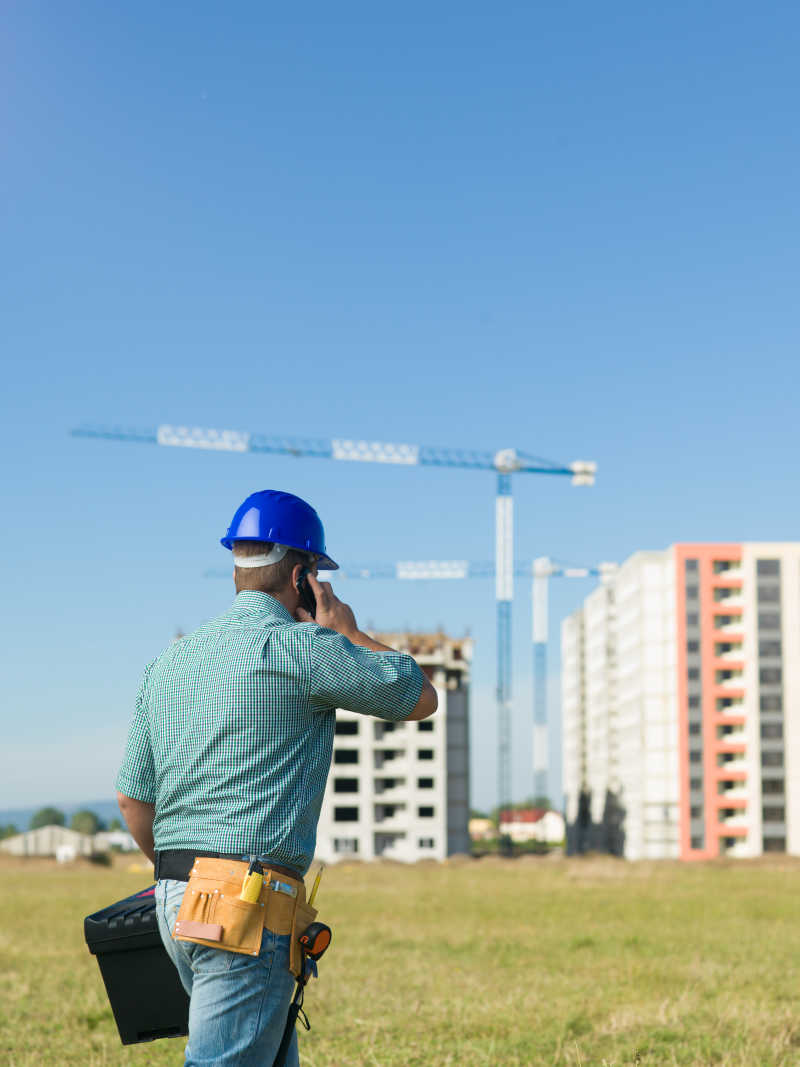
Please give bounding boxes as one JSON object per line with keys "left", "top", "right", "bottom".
{"left": 1, "top": 853, "right": 799, "bottom": 1066}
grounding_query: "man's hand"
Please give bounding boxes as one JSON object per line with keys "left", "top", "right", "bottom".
{"left": 296, "top": 573, "right": 438, "bottom": 720}
{"left": 296, "top": 572, "right": 360, "bottom": 638}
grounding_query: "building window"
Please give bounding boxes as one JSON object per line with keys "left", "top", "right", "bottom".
{"left": 333, "top": 838, "right": 359, "bottom": 854}
{"left": 757, "top": 560, "right": 780, "bottom": 576}
{"left": 761, "top": 751, "right": 783, "bottom": 767}
{"left": 334, "top": 778, "right": 359, "bottom": 793}
{"left": 418, "top": 838, "right": 435, "bottom": 849}
{"left": 760, "top": 667, "right": 782, "bottom": 685}
{"left": 685, "top": 559, "right": 699, "bottom": 572}
{"left": 690, "top": 836, "right": 703, "bottom": 849}
{"left": 374, "top": 778, "right": 398, "bottom": 793}
{"left": 763, "top": 838, "right": 785, "bottom": 852}
{"left": 334, "top": 749, "right": 359, "bottom": 764}
{"left": 418, "top": 806, "right": 434, "bottom": 817}
{"left": 757, "top": 586, "right": 780, "bottom": 603}
{"left": 758, "top": 612, "right": 780, "bottom": 630}
{"left": 759, "top": 640, "right": 782, "bottom": 657}
{"left": 417, "top": 721, "right": 434, "bottom": 732}
{"left": 689, "top": 751, "right": 702, "bottom": 763}
{"left": 689, "top": 696, "right": 700, "bottom": 709}
{"left": 760, "top": 723, "right": 783, "bottom": 740}
{"left": 763, "top": 806, "right": 785, "bottom": 822}
{"left": 760, "top": 695, "right": 782, "bottom": 711}
{"left": 418, "top": 749, "right": 434, "bottom": 761}
{"left": 762, "top": 780, "right": 784, "bottom": 794}
{"left": 686, "top": 585, "right": 699, "bottom": 599}
{"left": 687, "top": 640, "right": 700, "bottom": 653}
{"left": 417, "top": 777, "right": 434, "bottom": 789}
{"left": 334, "top": 807, "right": 359, "bottom": 822}
{"left": 690, "top": 806, "right": 702, "bottom": 818}
{"left": 335, "top": 720, "right": 359, "bottom": 735}
{"left": 689, "top": 723, "right": 701, "bottom": 735}
{"left": 687, "top": 612, "right": 699, "bottom": 626}
{"left": 690, "top": 778, "right": 702, "bottom": 791}
{"left": 688, "top": 668, "right": 700, "bottom": 681}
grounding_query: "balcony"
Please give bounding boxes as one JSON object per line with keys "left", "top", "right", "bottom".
{"left": 713, "top": 576, "right": 744, "bottom": 590}
{"left": 713, "top": 560, "right": 742, "bottom": 576}
{"left": 714, "top": 644, "right": 744, "bottom": 661}
{"left": 715, "top": 790, "right": 747, "bottom": 805}
{"left": 717, "top": 740, "right": 746, "bottom": 754}
{"left": 715, "top": 767, "right": 747, "bottom": 782}
{"left": 719, "top": 836, "right": 749, "bottom": 857}
{"left": 373, "top": 751, "right": 410, "bottom": 774}
{"left": 713, "top": 614, "right": 744, "bottom": 634}
{"left": 717, "top": 754, "right": 747, "bottom": 771}
{"left": 716, "top": 671, "right": 744, "bottom": 688}
{"left": 717, "top": 809, "right": 748, "bottom": 827}
{"left": 713, "top": 588, "right": 744, "bottom": 607}
{"left": 717, "top": 729, "right": 746, "bottom": 745}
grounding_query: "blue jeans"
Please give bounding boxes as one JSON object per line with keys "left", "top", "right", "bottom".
{"left": 155, "top": 879, "right": 299, "bottom": 1066}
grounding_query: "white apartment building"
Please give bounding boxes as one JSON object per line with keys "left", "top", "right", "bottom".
{"left": 315, "top": 631, "right": 471, "bottom": 864}
{"left": 562, "top": 543, "right": 800, "bottom": 860}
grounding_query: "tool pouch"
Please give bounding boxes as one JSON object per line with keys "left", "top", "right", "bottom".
{"left": 173, "top": 858, "right": 270, "bottom": 958}
{"left": 172, "top": 857, "right": 316, "bottom": 970}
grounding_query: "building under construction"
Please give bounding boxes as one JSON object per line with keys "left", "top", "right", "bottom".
{"left": 315, "top": 631, "right": 471, "bottom": 864}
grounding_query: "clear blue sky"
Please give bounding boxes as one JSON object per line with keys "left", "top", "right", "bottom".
{"left": 2, "top": 2, "right": 798, "bottom": 813}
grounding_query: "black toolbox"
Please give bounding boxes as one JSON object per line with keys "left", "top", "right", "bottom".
{"left": 84, "top": 885, "right": 189, "bottom": 1045}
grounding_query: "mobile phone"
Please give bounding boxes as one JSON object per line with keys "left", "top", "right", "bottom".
{"left": 296, "top": 567, "right": 317, "bottom": 618}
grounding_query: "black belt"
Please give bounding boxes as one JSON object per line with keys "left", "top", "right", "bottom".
{"left": 154, "top": 849, "right": 301, "bottom": 883}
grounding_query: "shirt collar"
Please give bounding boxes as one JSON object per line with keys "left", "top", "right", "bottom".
{"left": 231, "top": 590, "right": 297, "bottom": 625}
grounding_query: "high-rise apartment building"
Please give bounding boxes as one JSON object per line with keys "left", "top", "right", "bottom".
{"left": 562, "top": 543, "right": 800, "bottom": 860}
{"left": 315, "top": 631, "right": 471, "bottom": 864}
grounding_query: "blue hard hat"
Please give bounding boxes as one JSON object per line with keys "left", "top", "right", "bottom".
{"left": 221, "top": 490, "right": 339, "bottom": 570}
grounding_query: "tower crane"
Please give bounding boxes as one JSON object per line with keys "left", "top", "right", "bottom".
{"left": 71, "top": 422, "right": 597, "bottom": 808}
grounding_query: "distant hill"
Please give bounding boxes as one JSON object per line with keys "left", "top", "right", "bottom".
{"left": 0, "top": 799, "right": 122, "bottom": 833}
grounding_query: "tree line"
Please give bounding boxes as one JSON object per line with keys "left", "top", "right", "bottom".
{"left": 0, "top": 807, "right": 124, "bottom": 839}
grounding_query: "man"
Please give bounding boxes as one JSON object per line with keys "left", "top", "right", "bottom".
{"left": 116, "top": 489, "right": 437, "bottom": 1066}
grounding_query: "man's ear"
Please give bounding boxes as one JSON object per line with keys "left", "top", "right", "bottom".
{"left": 290, "top": 563, "right": 304, "bottom": 590}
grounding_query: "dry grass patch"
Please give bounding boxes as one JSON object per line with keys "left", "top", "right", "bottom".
{"left": 0, "top": 853, "right": 799, "bottom": 1065}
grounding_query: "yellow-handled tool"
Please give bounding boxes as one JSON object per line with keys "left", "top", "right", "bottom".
{"left": 308, "top": 864, "right": 325, "bottom": 908}
{"left": 239, "top": 859, "right": 264, "bottom": 903}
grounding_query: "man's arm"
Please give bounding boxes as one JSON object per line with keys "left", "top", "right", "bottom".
{"left": 299, "top": 573, "right": 438, "bottom": 720}
{"left": 116, "top": 792, "right": 156, "bottom": 864}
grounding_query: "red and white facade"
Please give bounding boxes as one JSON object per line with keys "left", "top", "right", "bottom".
{"left": 562, "top": 543, "right": 800, "bottom": 860}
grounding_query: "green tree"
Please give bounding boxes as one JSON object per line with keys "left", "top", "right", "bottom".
{"left": 0, "top": 824, "right": 18, "bottom": 840}
{"left": 70, "top": 810, "right": 103, "bottom": 835}
{"left": 30, "top": 806, "right": 66, "bottom": 830}
{"left": 108, "top": 817, "right": 124, "bottom": 831}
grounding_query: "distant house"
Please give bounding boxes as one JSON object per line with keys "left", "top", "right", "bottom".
{"left": 93, "top": 830, "right": 137, "bottom": 852}
{"left": 499, "top": 808, "right": 565, "bottom": 845}
{"left": 0, "top": 825, "right": 94, "bottom": 860}
{"left": 468, "top": 817, "right": 496, "bottom": 841}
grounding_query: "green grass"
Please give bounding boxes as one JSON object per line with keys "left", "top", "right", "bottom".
{"left": 1, "top": 853, "right": 799, "bottom": 1065}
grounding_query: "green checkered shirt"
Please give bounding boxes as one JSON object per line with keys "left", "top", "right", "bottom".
{"left": 116, "top": 591, "right": 423, "bottom": 875}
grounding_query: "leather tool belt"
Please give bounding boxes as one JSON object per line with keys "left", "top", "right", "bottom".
{"left": 155, "top": 849, "right": 300, "bottom": 884}
{"left": 171, "top": 856, "right": 317, "bottom": 977}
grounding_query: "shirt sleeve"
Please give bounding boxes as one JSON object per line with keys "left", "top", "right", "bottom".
{"left": 309, "top": 627, "right": 425, "bottom": 722}
{"left": 115, "top": 663, "right": 157, "bottom": 803}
